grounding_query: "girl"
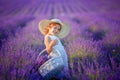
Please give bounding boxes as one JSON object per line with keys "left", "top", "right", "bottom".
{"left": 38, "top": 18, "right": 70, "bottom": 79}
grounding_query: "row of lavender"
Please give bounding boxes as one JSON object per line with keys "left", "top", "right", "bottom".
{"left": 66, "top": 12, "right": 120, "bottom": 79}
{"left": 0, "top": 0, "right": 120, "bottom": 80}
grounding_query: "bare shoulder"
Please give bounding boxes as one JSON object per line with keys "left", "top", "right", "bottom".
{"left": 44, "top": 35, "right": 51, "bottom": 43}
{"left": 44, "top": 35, "right": 50, "bottom": 40}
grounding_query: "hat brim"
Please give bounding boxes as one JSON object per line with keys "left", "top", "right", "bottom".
{"left": 38, "top": 19, "right": 70, "bottom": 38}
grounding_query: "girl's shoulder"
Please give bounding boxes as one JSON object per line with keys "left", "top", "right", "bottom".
{"left": 44, "top": 34, "right": 49, "bottom": 38}
{"left": 44, "top": 35, "right": 51, "bottom": 40}
{"left": 44, "top": 34, "right": 53, "bottom": 39}
{"left": 45, "top": 34, "right": 59, "bottom": 40}
{"left": 45, "top": 34, "right": 54, "bottom": 38}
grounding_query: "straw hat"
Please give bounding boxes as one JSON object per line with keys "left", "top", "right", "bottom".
{"left": 38, "top": 18, "right": 70, "bottom": 38}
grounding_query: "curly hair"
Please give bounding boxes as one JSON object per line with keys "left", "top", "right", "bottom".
{"left": 43, "top": 22, "right": 62, "bottom": 35}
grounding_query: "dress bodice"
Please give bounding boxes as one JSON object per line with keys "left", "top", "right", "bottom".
{"left": 44, "top": 35, "right": 68, "bottom": 69}
{"left": 48, "top": 35, "right": 64, "bottom": 50}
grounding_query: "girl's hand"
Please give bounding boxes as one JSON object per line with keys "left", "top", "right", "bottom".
{"left": 51, "top": 39, "right": 58, "bottom": 46}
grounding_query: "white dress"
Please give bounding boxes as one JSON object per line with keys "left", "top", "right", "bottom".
{"left": 46, "top": 35, "right": 68, "bottom": 70}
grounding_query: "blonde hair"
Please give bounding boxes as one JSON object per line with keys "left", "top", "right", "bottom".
{"left": 43, "top": 22, "right": 61, "bottom": 35}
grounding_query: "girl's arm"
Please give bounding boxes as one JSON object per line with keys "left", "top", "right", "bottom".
{"left": 44, "top": 35, "right": 57, "bottom": 54}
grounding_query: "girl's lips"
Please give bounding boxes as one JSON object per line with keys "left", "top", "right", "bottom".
{"left": 53, "top": 31, "right": 58, "bottom": 34}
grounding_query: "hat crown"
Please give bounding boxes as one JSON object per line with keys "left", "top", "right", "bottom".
{"left": 51, "top": 18, "right": 62, "bottom": 23}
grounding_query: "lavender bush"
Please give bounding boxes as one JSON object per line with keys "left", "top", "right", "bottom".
{"left": 0, "top": 0, "right": 120, "bottom": 80}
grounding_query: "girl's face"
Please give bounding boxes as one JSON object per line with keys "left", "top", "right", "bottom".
{"left": 48, "top": 23, "right": 61, "bottom": 36}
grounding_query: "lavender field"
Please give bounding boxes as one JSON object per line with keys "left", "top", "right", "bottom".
{"left": 0, "top": 0, "right": 120, "bottom": 80}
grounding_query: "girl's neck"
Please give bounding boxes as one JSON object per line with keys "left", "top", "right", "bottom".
{"left": 48, "top": 33, "right": 55, "bottom": 36}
